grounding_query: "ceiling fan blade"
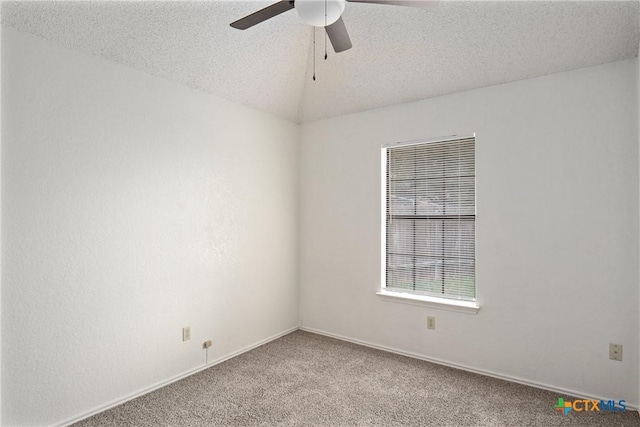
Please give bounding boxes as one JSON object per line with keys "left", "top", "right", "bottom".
{"left": 230, "top": 1, "right": 295, "bottom": 30}
{"left": 346, "top": 0, "right": 438, "bottom": 8}
{"left": 325, "top": 17, "right": 352, "bottom": 53}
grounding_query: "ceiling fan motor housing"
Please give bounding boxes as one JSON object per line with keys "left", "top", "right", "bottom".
{"left": 296, "top": 0, "right": 346, "bottom": 27}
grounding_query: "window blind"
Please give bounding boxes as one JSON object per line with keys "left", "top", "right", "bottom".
{"left": 385, "top": 136, "right": 476, "bottom": 301}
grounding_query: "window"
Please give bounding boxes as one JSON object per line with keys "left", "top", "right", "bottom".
{"left": 381, "top": 135, "right": 476, "bottom": 308}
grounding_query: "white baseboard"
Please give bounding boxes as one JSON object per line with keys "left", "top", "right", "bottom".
{"left": 56, "top": 326, "right": 299, "bottom": 427}
{"left": 299, "top": 326, "right": 639, "bottom": 411}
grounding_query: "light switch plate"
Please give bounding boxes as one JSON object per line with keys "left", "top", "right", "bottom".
{"left": 427, "top": 316, "right": 436, "bottom": 330}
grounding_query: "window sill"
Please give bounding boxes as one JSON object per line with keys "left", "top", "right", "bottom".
{"left": 376, "top": 290, "right": 480, "bottom": 314}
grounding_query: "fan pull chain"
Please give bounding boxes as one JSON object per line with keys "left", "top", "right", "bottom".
{"left": 324, "top": 34, "right": 328, "bottom": 60}
{"left": 324, "top": 0, "right": 328, "bottom": 60}
{"left": 313, "top": 27, "right": 316, "bottom": 81}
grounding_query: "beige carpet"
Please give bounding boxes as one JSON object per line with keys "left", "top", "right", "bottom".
{"left": 74, "top": 330, "right": 640, "bottom": 426}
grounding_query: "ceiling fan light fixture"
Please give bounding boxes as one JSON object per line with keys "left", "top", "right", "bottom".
{"left": 296, "top": 0, "right": 346, "bottom": 27}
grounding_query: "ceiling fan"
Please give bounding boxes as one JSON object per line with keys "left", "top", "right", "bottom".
{"left": 230, "top": 0, "right": 437, "bottom": 53}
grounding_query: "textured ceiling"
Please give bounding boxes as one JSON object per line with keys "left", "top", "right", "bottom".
{"left": 2, "top": 1, "right": 639, "bottom": 123}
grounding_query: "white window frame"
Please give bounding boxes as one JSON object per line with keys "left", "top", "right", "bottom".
{"left": 377, "top": 134, "right": 480, "bottom": 315}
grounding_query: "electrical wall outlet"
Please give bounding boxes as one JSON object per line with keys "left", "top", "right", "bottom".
{"left": 182, "top": 326, "right": 191, "bottom": 342}
{"left": 427, "top": 316, "right": 436, "bottom": 330}
{"left": 610, "top": 343, "right": 623, "bottom": 361}
{"left": 203, "top": 340, "right": 212, "bottom": 349}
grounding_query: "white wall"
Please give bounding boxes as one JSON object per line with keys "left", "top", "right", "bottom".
{"left": 299, "top": 59, "right": 639, "bottom": 405}
{"left": 1, "top": 27, "right": 299, "bottom": 426}
{"left": 0, "top": 9, "right": 4, "bottom": 426}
